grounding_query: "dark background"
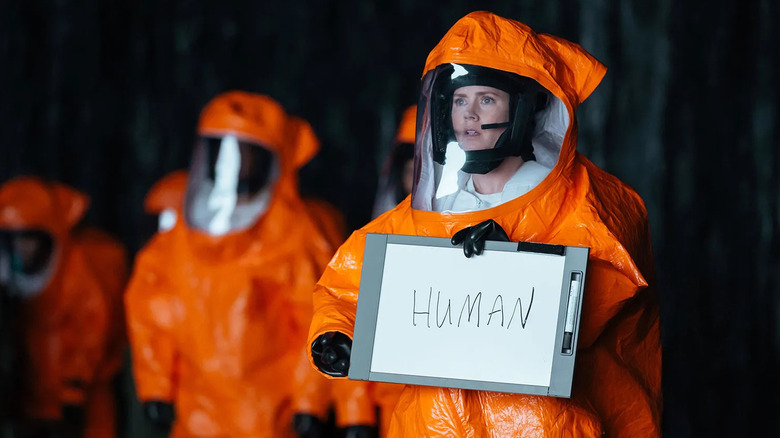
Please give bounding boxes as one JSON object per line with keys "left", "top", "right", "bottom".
{"left": 1, "top": 0, "right": 779, "bottom": 436}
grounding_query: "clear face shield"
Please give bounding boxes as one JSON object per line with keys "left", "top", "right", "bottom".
{"left": 411, "top": 63, "right": 567, "bottom": 214}
{"left": 0, "top": 229, "right": 58, "bottom": 299}
{"left": 184, "top": 135, "right": 280, "bottom": 236}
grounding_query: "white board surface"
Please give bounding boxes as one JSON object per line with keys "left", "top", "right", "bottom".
{"left": 370, "top": 242, "right": 567, "bottom": 386}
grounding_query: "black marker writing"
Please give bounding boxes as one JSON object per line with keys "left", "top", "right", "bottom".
{"left": 436, "top": 290, "right": 452, "bottom": 328}
{"left": 458, "top": 292, "right": 482, "bottom": 327}
{"left": 412, "top": 289, "right": 432, "bottom": 328}
{"left": 412, "top": 287, "right": 536, "bottom": 330}
{"left": 487, "top": 295, "right": 504, "bottom": 327}
{"left": 507, "top": 287, "right": 535, "bottom": 329}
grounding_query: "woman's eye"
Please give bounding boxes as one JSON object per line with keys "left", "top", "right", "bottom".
{"left": 482, "top": 96, "right": 494, "bottom": 104}
{"left": 455, "top": 98, "right": 465, "bottom": 105}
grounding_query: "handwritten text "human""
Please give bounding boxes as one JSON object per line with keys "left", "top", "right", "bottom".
{"left": 412, "top": 287, "right": 535, "bottom": 329}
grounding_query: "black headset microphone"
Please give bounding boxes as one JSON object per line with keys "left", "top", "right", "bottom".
{"left": 480, "top": 122, "right": 510, "bottom": 129}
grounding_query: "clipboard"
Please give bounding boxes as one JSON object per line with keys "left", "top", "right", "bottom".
{"left": 349, "top": 233, "right": 589, "bottom": 397}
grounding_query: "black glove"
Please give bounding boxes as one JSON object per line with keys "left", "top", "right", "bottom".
{"left": 451, "top": 219, "right": 510, "bottom": 258}
{"left": 60, "top": 404, "right": 85, "bottom": 438}
{"left": 292, "top": 413, "right": 324, "bottom": 438}
{"left": 311, "top": 332, "right": 352, "bottom": 377}
{"left": 18, "top": 421, "right": 66, "bottom": 438}
{"left": 143, "top": 400, "right": 175, "bottom": 431}
{"left": 343, "top": 425, "right": 379, "bottom": 438}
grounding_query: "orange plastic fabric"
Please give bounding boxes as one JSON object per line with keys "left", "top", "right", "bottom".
{"left": 125, "top": 91, "right": 374, "bottom": 437}
{"left": 394, "top": 105, "right": 416, "bottom": 145}
{"left": 143, "top": 170, "right": 348, "bottom": 272}
{"left": 143, "top": 171, "right": 371, "bottom": 427}
{"left": 0, "top": 177, "right": 128, "bottom": 437}
{"left": 143, "top": 170, "right": 188, "bottom": 215}
{"left": 302, "top": 197, "right": 349, "bottom": 252}
{"left": 308, "top": 12, "right": 661, "bottom": 438}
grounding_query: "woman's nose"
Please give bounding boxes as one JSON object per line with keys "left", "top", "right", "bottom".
{"left": 464, "top": 106, "right": 478, "bottom": 120}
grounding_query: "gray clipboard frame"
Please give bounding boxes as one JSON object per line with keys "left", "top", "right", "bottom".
{"left": 349, "top": 233, "right": 589, "bottom": 398}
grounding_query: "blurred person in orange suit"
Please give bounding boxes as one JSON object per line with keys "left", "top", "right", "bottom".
{"left": 0, "top": 176, "right": 128, "bottom": 438}
{"left": 308, "top": 11, "right": 661, "bottom": 438}
{"left": 140, "top": 170, "right": 376, "bottom": 438}
{"left": 370, "top": 105, "right": 417, "bottom": 220}
{"left": 143, "top": 168, "right": 374, "bottom": 438}
{"left": 141, "top": 170, "right": 373, "bottom": 437}
{"left": 125, "top": 91, "right": 375, "bottom": 438}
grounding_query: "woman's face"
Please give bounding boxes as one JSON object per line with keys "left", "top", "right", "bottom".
{"left": 451, "top": 85, "right": 511, "bottom": 151}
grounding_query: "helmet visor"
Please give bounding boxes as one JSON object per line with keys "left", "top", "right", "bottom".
{"left": 184, "top": 135, "right": 280, "bottom": 235}
{"left": 0, "top": 229, "right": 57, "bottom": 298}
{"left": 411, "top": 64, "right": 567, "bottom": 213}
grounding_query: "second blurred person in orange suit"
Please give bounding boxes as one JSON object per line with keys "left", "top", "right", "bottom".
{"left": 370, "top": 105, "right": 417, "bottom": 220}
{"left": 125, "top": 91, "right": 375, "bottom": 437}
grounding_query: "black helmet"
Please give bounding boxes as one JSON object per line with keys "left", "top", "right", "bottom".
{"left": 429, "top": 63, "right": 548, "bottom": 174}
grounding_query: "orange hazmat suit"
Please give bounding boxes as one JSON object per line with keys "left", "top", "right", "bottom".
{"left": 0, "top": 177, "right": 128, "bottom": 437}
{"left": 125, "top": 91, "right": 374, "bottom": 437}
{"left": 141, "top": 169, "right": 373, "bottom": 433}
{"left": 309, "top": 11, "right": 661, "bottom": 438}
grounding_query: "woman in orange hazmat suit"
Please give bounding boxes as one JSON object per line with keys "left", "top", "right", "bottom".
{"left": 308, "top": 11, "right": 662, "bottom": 438}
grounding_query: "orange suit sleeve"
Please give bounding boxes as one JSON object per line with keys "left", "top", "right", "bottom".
{"left": 331, "top": 379, "right": 376, "bottom": 428}
{"left": 124, "top": 243, "right": 178, "bottom": 402}
{"left": 58, "top": 260, "right": 110, "bottom": 407}
{"left": 307, "top": 230, "right": 368, "bottom": 365}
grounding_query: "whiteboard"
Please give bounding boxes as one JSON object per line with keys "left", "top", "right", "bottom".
{"left": 349, "top": 234, "right": 589, "bottom": 397}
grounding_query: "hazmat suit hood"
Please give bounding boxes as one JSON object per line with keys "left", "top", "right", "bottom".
{"left": 0, "top": 177, "right": 88, "bottom": 298}
{"left": 410, "top": 11, "right": 605, "bottom": 214}
{"left": 309, "top": 11, "right": 661, "bottom": 437}
{"left": 182, "top": 91, "right": 320, "bottom": 261}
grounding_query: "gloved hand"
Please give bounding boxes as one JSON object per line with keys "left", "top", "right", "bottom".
{"left": 451, "top": 219, "right": 510, "bottom": 257}
{"left": 21, "top": 422, "right": 66, "bottom": 438}
{"left": 292, "top": 413, "right": 324, "bottom": 438}
{"left": 143, "top": 400, "right": 175, "bottom": 431}
{"left": 61, "top": 404, "right": 85, "bottom": 438}
{"left": 311, "top": 332, "right": 351, "bottom": 377}
{"left": 343, "top": 425, "right": 379, "bottom": 438}
{"left": 26, "top": 405, "right": 86, "bottom": 438}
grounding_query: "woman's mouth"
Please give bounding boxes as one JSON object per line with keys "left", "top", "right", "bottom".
{"left": 465, "top": 129, "right": 479, "bottom": 136}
